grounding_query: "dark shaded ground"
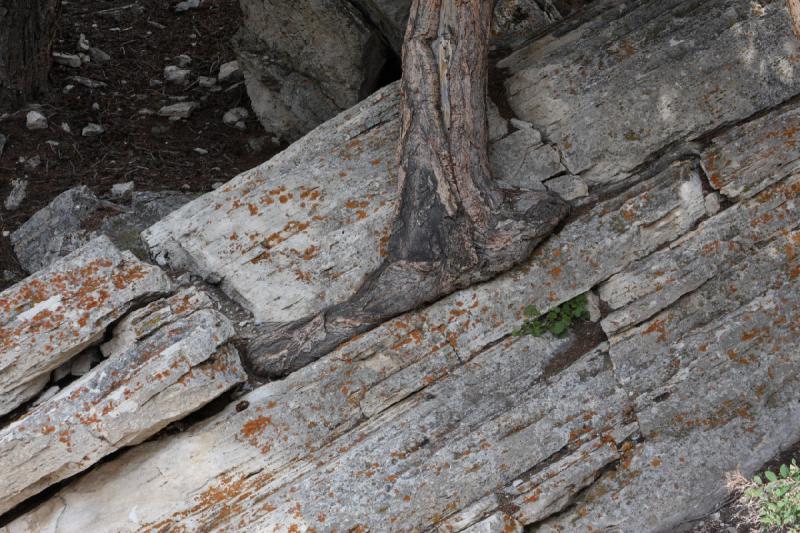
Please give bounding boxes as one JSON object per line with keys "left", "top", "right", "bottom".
{"left": 0, "top": 0, "right": 283, "bottom": 286}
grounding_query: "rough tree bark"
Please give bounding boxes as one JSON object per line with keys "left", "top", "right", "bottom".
{"left": 248, "top": 0, "right": 568, "bottom": 377}
{"left": 0, "top": 0, "right": 60, "bottom": 110}
{"left": 789, "top": 0, "right": 800, "bottom": 38}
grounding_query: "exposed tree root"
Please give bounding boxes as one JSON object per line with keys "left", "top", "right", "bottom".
{"left": 248, "top": 0, "right": 568, "bottom": 378}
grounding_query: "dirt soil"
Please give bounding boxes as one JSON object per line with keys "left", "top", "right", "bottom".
{"left": 0, "top": 0, "right": 283, "bottom": 287}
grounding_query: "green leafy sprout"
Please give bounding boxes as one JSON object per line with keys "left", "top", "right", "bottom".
{"left": 512, "top": 294, "right": 589, "bottom": 338}
{"left": 729, "top": 459, "right": 800, "bottom": 532}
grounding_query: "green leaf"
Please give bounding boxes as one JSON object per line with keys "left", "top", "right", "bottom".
{"left": 766, "top": 470, "right": 779, "bottom": 483}
{"left": 781, "top": 464, "right": 790, "bottom": 478}
{"left": 754, "top": 475, "right": 764, "bottom": 485}
{"left": 524, "top": 305, "right": 540, "bottom": 318}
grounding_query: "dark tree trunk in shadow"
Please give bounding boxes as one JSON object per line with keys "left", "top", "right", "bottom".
{"left": 248, "top": 0, "right": 568, "bottom": 377}
{"left": 0, "top": 0, "right": 60, "bottom": 110}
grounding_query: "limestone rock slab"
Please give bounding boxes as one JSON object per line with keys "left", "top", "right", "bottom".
{"left": 542, "top": 232, "right": 800, "bottom": 532}
{"left": 0, "top": 288, "right": 244, "bottom": 516}
{"left": 7, "top": 166, "right": 792, "bottom": 532}
{"left": 5, "top": 330, "right": 627, "bottom": 531}
{"left": 0, "top": 236, "right": 171, "bottom": 416}
{"left": 600, "top": 173, "right": 800, "bottom": 333}
{"left": 421, "top": 160, "right": 707, "bottom": 360}
{"left": 143, "top": 84, "right": 400, "bottom": 324}
{"left": 502, "top": 0, "right": 800, "bottom": 184}
{"left": 702, "top": 101, "right": 800, "bottom": 199}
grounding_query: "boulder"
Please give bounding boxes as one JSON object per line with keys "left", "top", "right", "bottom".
{"left": 11, "top": 186, "right": 195, "bottom": 273}
{"left": 0, "top": 236, "right": 171, "bottom": 416}
{"left": 11, "top": 186, "right": 104, "bottom": 273}
{"left": 234, "top": 0, "right": 390, "bottom": 141}
{"left": 0, "top": 288, "right": 245, "bottom": 516}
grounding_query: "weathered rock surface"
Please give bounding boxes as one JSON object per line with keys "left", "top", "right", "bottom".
{"left": 11, "top": 186, "right": 107, "bottom": 273}
{"left": 143, "top": 84, "right": 401, "bottom": 324}
{"left": 489, "top": 127, "right": 563, "bottom": 189}
{"left": 0, "top": 236, "right": 171, "bottom": 416}
{"left": 0, "top": 288, "right": 245, "bottom": 516}
{"left": 5, "top": 1, "right": 800, "bottom": 531}
{"left": 537, "top": 114, "right": 800, "bottom": 533}
{"left": 502, "top": 0, "right": 800, "bottom": 185}
{"left": 702, "top": 98, "right": 800, "bottom": 200}
{"left": 11, "top": 186, "right": 195, "bottom": 273}
{"left": 235, "top": 0, "right": 390, "bottom": 141}
{"left": 144, "top": 77, "right": 634, "bottom": 336}
{"left": 6, "top": 150, "right": 718, "bottom": 530}
{"left": 2, "top": 311, "right": 633, "bottom": 531}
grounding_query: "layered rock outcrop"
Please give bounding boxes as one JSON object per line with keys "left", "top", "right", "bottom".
{"left": 2, "top": 1, "right": 800, "bottom": 531}
{"left": 0, "top": 236, "right": 171, "bottom": 415}
{"left": 0, "top": 287, "right": 244, "bottom": 516}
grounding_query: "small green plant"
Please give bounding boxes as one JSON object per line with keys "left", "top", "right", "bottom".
{"left": 728, "top": 459, "right": 800, "bottom": 532}
{"left": 512, "top": 294, "right": 589, "bottom": 338}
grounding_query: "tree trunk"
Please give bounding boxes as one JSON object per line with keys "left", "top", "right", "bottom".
{"left": 0, "top": 0, "right": 60, "bottom": 110}
{"left": 248, "top": 0, "right": 568, "bottom": 377}
{"left": 789, "top": 0, "right": 800, "bottom": 38}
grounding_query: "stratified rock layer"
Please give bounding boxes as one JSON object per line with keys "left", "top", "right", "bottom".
{"left": 0, "top": 236, "right": 171, "bottom": 416}
{"left": 4, "top": 1, "right": 800, "bottom": 531}
{"left": 0, "top": 288, "right": 245, "bottom": 516}
{"left": 502, "top": 0, "right": 800, "bottom": 185}
{"left": 143, "top": 85, "right": 400, "bottom": 325}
